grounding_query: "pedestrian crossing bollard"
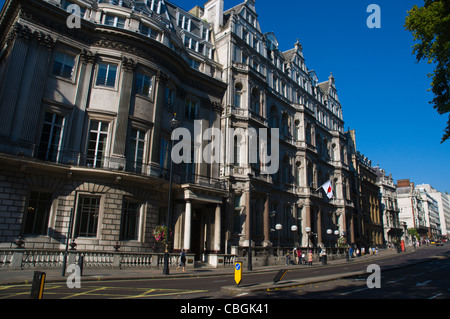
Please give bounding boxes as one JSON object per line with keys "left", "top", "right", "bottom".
{"left": 234, "top": 262, "right": 242, "bottom": 286}
{"left": 273, "top": 269, "right": 288, "bottom": 284}
{"left": 30, "top": 271, "right": 46, "bottom": 299}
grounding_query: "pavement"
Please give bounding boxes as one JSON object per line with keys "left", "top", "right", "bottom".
{"left": 0, "top": 247, "right": 418, "bottom": 289}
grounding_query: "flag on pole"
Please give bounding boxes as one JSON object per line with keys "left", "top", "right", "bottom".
{"left": 320, "top": 180, "right": 333, "bottom": 199}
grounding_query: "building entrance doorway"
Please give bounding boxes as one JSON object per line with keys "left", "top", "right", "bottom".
{"left": 191, "top": 210, "right": 202, "bottom": 260}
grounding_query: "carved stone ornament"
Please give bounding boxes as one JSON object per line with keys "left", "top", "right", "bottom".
{"left": 6, "top": 22, "right": 32, "bottom": 45}
{"left": 122, "top": 56, "right": 136, "bottom": 72}
{"left": 80, "top": 49, "right": 97, "bottom": 64}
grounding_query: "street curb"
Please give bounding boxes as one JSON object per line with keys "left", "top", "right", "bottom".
{"left": 221, "top": 270, "right": 366, "bottom": 294}
{"left": 221, "top": 248, "right": 448, "bottom": 294}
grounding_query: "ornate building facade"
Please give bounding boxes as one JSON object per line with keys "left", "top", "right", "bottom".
{"left": 0, "top": 0, "right": 386, "bottom": 266}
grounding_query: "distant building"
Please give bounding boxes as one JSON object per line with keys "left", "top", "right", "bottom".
{"left": 346, "top": 130, "right": 383, "bottom": 248}
{"left": 416, "top": 184, "right": 449, "bottom": 238}
{"left": 374, "top": 167, "right": 402, "bottom": 245}
{"left": 397, "top": 179, "right": 428, "bottom": 242}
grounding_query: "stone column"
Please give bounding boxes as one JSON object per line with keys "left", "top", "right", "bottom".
{"left": 214, "top": 204, "right": 221, "bottom": 252}
{"left": 263, "top": 195, "right": 270, "bottom": 246}
{"left": 148, "top": 70, "right": 168, "bottom": 176}
{"left": 110, "top": 57, "right": 136, "bottom": 169}
{"left": 66, "top": 50, "right": 97, "bottom": 163}
{"left": 317, "top": 207, "right": 322, "bottom": 245}
{"left": 0, "top": 23, "right": 32, "bottom": 138}
{"left": 183, "top": 200, "right": 192, "bottom": 252}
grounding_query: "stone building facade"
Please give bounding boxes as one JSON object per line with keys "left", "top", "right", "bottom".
{"left": 0, "top": 0, "right": 227, "bottom": 259}
{"left": 201, "top": 0, "right": 354, "bottom": 254}
{"left": 0, "top": 0, "right": 388, "bottom": 266}
{"left": 374, "top": 167, "right": 402, "bottom": 245}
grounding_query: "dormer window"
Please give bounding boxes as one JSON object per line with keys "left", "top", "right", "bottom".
{"left": 104, "top": 14, "right": 126, "bottom": 29}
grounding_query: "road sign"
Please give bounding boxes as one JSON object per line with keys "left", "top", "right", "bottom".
{"left": 234, "top": 262, "right": 242, "bottom": 285}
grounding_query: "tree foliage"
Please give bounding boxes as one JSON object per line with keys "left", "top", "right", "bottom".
{"left": 405, "top": 0, "right": 450, "bottom": 143}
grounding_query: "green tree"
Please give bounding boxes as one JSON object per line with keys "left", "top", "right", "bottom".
{"left": 404, "top": 0, "right": 450, "bottom": 143}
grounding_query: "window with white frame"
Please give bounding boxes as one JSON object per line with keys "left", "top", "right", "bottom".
{"left": 178, "top": 14, "right": 191, "bottom": 31}
{"left": 96, "top": 62, "right": 118, "bottom": 88}
{"left": 37, "top": 112, "right": 64, "bottom": 162}
{"left": 135, "top": 72, "right": 153, "bottom": 97}
{"left": 86, "top": 120, "right": 109, "bottom": 168}
{"left": 139, "top": 23, "right": 159, "bottom": 40}
{"left": 52, "top": 50, "right": 76, "bottom": 79}
{"left": 127, "top": 128, "right": 146, "bottom": 173}
{"left": 104, "top": 14, "right": 126, "bottom": 29}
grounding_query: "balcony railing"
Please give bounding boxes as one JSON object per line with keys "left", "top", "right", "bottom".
{"left": 23, "top": 150, "right": 229, "bottom": 190}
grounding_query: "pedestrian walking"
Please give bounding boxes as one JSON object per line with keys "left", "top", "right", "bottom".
{"left": 308, "top": 251, "right": 313, "bottom": 266}
{"left": 177, "top": 249, "right": 186, "bottom": 272}
{"left": 286, "top": 250, "right": 291, "bottom": 265}
{"left": 301, "top": 252, "right": 306, "bottom": 265}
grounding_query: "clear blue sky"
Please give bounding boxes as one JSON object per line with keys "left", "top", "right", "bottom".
{"left": 1, "top": 0, "right": 448, "bottom": 193}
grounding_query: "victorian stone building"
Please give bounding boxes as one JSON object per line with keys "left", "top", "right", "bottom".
{"left": 374, "top": 166, "right": 402, "bottom": 245}
{"left": 1, "top": 0, "right": 377, "bottom": 266}
{"left": 200, "top": 0, "right": 354, "bottom": 254}
{"left": 0, "top": 0, "right": 227, "bottom": 260}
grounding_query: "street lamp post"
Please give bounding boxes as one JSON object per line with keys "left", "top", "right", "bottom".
{"left": 291, "top": 225, "right": 298, "bottom": 248}
{"left": 163, "top": 114, "right": 180, "bottom": 275}
{"left": 327, "top": 229, "right": 332, "bottom": 249}
{"left": 305, "top": 226, "right": 311, "bottom": 251}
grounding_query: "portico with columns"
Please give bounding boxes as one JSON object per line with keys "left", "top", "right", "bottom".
{"left": 172, "top": 184, "right": 227, "bottom": 262}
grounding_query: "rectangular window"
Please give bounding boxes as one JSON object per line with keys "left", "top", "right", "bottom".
{"left": 188, "top": 58, "right": 200, "bottom": 70}
{"left": 233, "top": 195, "right": 242, "bottom": 234}
{"left": 37, "top": 112, "right": 64, "bottom": 162}
{"left": 75, "top": 195, "right": 100, "bottom": 238}
{"left": 23, "top": 191, "right": 53, "bottom": 235}
{"left": 104, "top": 14, "right": 125, "bottom": 28}
{"left": 159, "top": 138, "right": 169, "bottom": 171}
{"left": 140, "top": 23, "right": 158, "bottom": 40}
{"left": 165, "top": 87, "right": 174, "bottom": 111}
{"left": 184, "top": 100, "right": 198, "bottom": 120}
{"left": 96, "top": 63, "right": 117, "bottom": 88}
{"left": 135, "top": 72, "right": 153, "bottom": 97}
{"left": 86, "top": 120, "right": 109, "bottom": 168}
{"left": 52, "top": 50, "right": 76, "bottom": 79}
{"left": 120, "top": 201, "right": 140, "bottom": 241}
{"left": 127, "top": 128, "right": 146, "bottom": 173}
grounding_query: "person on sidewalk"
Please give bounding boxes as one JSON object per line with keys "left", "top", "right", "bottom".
{"left": 286, "top": 250, "right": 291, "bottom": 265}
{"left": 177, "top": 249, "right": 186, "bottom": 272}
{"left": 308, "top": 251, "right": 313, "bottom": 266}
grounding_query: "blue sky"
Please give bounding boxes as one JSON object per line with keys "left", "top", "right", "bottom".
{"left": 1, "top": 0, "right": 448, "bottom": 193}
{"left": 175, "top": 0, "right": 450, "bottom": 192}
